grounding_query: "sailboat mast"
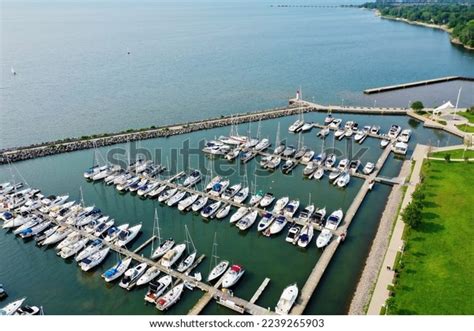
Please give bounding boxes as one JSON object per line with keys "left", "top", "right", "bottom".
{"left": 275, "top": 122, "right": 281, "bottom": 146}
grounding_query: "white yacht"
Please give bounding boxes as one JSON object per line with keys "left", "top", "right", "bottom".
{"left": 116, "top": 224, "right": 142, "bottom": 247}
{"left": 337, "top": 158, "right": 349, "bottom": 171}
{"left": 183, "top": 170, "right": 202, "bottom": 187}
{"left": 104, "top": 224, "right": 129, "bottom": 243}
{"left": 257, "top": 212, "right": 275, "bottom": 232}
{"left": 215, "top": 204, "right": 231, "bottom": 219}
{"left": 156, "top": 283, "right": 185, "bottom": 311}
{"left": 398, "top": 129, "right": 411, "bottom": 143}
{"left": 297, "top": 223, "right": 314, "bottom": 248}
{"left": 144, "top": 275, "right": 173, "bottom": 303}
{"left": 178, "top": 194, "right": 199, "bottom": 211}
{"left": 75, "top": 239, "right": 104, "bottom": 262}
{"left": 264, "top": 215, "right": 288, "bottom": 236}
{"left": 233, "top": 186, "right": 249, "bottom": 204}
{"left": 259, "top": 193, "right": 275, "bottom": 207}
{"left": 275, "top": 283, "right": 299, "bottom": 315}
{"left": 363, "top": 162, "right": 375, "bottom": 175}
{"left": 0, "top": 297, "right": 26, "bottom": 315}
{"left": 200, "top": 200, "right": 221, "bottom": 218}
{"left": 229, "top": 207, "right": 249, "bottom": 224}
{"left": 151, "top": 239, "right": 175, "bottom": 260}
{"left": 136, "top": 267, "right": 161, "bottom": 287}
{"left": 325, "top": 209, "right": 344, "bottom": 230}
{"left": 59, "top": 238, "right": 89, "bottom": 259}
{"left": 79, "top": 247, "right": 110, "bottom": 271}
{"left": 119, "top": 262, "right": 148, "bottom": 289}
{"left": 161, "top": 244, "right": 186, "bottom": 268}
{"left": 388, "top": 124, "right": 402, "bottom": 139}
{"left": 221, "top": 264, "right": 245, "bottom": 288}
{"left": 392, "top": 141, "right": 408, "bottom": 155}
{"left": 329, "top": 118, "right": 342, "bottom": 129}
{"left": 102, "top": 257, "right": 133, "bottom": 282}
{"left": 316, "top": 229, "right": 333, "bottom": 248}
{"left": 288, "top": 119, "right": 304, "bottom": 133}
{"left": 285, "top": 225, "right": 300, "bottom": 243}
{"left": 254, "top": 138, "right": 271, "bottom": 151}
{"left": 208, "top": 260, "right": 229, "bottom": 282}
{"left": 335, "top": 171, "right": 350, "bottom": 188}
{"left": 272, "top": 196, "right": 289, "bottom": 213}
{"left": 235, "top": 210, "right": 258, "bottom": 231}
{"left": 284, "top": 200, "right": 300, "bottom": 218}
{"left": 189, "top": 196, "right": 207, "bottom": 212}
{"left": 166, "top": 190, "right": 186, "bottom": 207}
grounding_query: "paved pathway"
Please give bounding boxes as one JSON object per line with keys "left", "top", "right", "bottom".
{"left": 367, "top": 144, "right": 429, "bottom": 315}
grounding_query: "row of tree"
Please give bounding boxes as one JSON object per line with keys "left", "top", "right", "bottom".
{"left": 362, "top": 3, "right": 474, "bottom": 47}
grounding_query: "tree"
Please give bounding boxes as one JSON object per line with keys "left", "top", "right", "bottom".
{"left": 401, "top": 201, "right": 423, "bottom": 229}
{"left": 411, "top": 101, "right": 424, "bottom": 111}
{"left": 444, "top": 154, "right": 451, "bottom": 162}
{"left": 412, "top": 185, "right": 426, "bottom": 204}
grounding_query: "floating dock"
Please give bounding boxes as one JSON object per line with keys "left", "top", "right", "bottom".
{"left": 250, "top": 278, "right": 271, "bottom": 304}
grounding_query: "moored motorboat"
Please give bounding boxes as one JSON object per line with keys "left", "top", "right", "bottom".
{"left": 155, "top": 283, "right": 185, "bottom": 311}
{"left": 200, "top": 200, "right": 221, "bottom": 218}
{"left": 285, "top": 225, "right": 300, "bottom": 243}
{"left": 297, "top": 222, "right": 314, "bottom": 248}
{"left": 259, "top": 193, "right": 275, "bottom": 208}
{"left": 229, "top": 207, "right": 249, "bottom": 224}
{"left": 325, "top": 209, "right": 344, "bottom": 230}
{"left": 161, "top": 244, "right": 186, "bottom": 268}
{"left": 144, "top": 275, "right": 173, "bottom": 303}
{"left": 272, "top": 196, "right": 289, "bottom": 214}
{"left": 207, "top": 260, "right": 229, "bottom": 282}
{"left": 221, "top": 265, "right": 245, "bottom": 288}
{"left": 151, "top": 239, "right": 175, "bottom": 260}
{"left": 316, "top": 229, "right": 333, "bottom": 248}
{"left": 178, "top": 194, "right": 199, "bottom": 211}
{"left": 116, "top": 224, "right": 142, "bottom": 247}
{"left": 104, "top": 224, "right": 129, "bottom": 243}
{"left": 0, "top": 297, "right": 26, "bottom": 315}
{"left": 236, "top": 210, "right": 258, "bottom": 231}
{"left": 215, "top": 204, "right": 231, "bottom": 219}
{"left": 257, "top": 212, "right": 275, "bottom": 232}
{"left": 264, "top": 215, "right": 287, "bottom": 236}
{"left": 79, "top": 247, "right": 110, "bottom": 271}
{"left": 102, "top": 257, "right": 133, "bottom": 282}
{"left": 363, "top": 162, "right": 375, "bottom": 175}
{"left": 191, "top": 196, "right": 208, "bottom": 212}
{"left": 275, "top": 283, "right": 299, "bottom": 315}
{"left": 119, "top": 262, "right": 148, "bottom": 289}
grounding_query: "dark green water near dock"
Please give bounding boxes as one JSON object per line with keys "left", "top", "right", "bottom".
{"left": 0, "top": 113, "right": 461, "bottom": 314}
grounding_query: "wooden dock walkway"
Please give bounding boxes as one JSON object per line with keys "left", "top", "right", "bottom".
{"left": 133, "top": 235, "right": 156, "bottom": 254}
{"left": 290, "top": 146, "right": 392, "bottom": 314}
{"left": 250, "top": 278, "right": 271, "bottom": 304}
{"left": 37, "top": 211, "right": 272, "bottom": 315}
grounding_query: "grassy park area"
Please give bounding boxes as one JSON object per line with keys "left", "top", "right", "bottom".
{"left": 429, "top": 149, "right": 474, "bottom": 160}
{"left": 388, "top": 161, "right": 474, "bottom": 314}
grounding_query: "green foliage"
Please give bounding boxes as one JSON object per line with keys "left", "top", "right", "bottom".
{"left": 401, "top": 201, "right": 423, "bottom": 229}
{"left": 361, "top": 3, "right": 474, "bottom": 47}
{"left": 411, "top": 101, "right": 424, "bottom": 111}
{"left": 444, "top": 154, "right": 451, "bottom": 162}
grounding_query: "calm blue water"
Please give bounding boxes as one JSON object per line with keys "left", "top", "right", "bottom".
{"left": 1, "top": 0, "right": 473, "bottom": 148}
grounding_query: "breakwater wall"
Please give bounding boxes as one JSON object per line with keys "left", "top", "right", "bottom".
{"left": 0, "top": 105, "right": 307, "bottom": 164}
{"left": 363, "top": 76, "right": 474, "bottom": 95}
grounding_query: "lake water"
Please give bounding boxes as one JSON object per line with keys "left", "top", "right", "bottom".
{"left": 1, "top": 0, "right": 473, "bottom": 149}
{"left": 0, "top": 111, "right": 462, "bottom": 315}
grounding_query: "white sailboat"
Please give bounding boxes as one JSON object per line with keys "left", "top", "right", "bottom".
{"left": 150, "top": 209, "right": 175, "bottom": 260}
{"left": 176, "top": 225, "right": 197, "bottom": 273}
{"left": 207, "top": 233, "right": 229, "bottom": 282}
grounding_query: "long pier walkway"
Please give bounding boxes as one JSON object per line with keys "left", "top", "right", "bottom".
{"left": 290, "top": 146, "right": 392, "bottom": 314}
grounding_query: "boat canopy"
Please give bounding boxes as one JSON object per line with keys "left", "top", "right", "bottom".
{"left": 230, "top": 265, "right": 242, "bottom": 272}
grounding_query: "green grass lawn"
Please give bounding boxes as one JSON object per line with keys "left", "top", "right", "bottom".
{"left": 459, "top": 111, "right": 474, "bottom": 124}
{"left": 389, "top": 161, "right": 474, "bottom": 314}
{"left": 456, "top": 124, "right": 474, "bottom": 133}
{"left": 429, "top": 149, "right": 474, "bottom": 159}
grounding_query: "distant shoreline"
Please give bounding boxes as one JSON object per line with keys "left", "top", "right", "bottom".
{"left": 372, "top": 9, "right": 474, "bottom": 51}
